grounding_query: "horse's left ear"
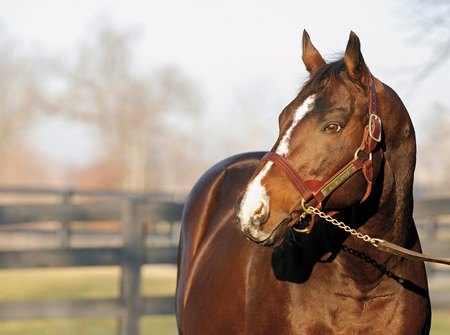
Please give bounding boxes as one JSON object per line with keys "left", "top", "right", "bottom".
{"left": 344, "top": 31, "right": 371, "bottom": 85}
{"left": 302, "top": 30, "right": 326, "bottom": 74}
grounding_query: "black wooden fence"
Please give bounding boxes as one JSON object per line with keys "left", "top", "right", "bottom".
{"left": 0, "top": 188, "right": 183, "bottom": 335}
{"left": 413, "top": 198, "right": 450, "bottom": 310}
{"left": 0, "top": 188, "right": 449, "bottom": 334}
{"left": 414, "top": 198, "right": 450, "bottom": 271}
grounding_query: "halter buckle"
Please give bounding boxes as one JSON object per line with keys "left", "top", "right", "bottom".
{"left": 354, "top": 147, "right": 372, "bottom": 161}
{"left": 369, "top": 114, "right": 382, "bottom": 143}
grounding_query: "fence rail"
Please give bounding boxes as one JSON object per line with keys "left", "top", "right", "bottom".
{"left": 0, "top": 188, "right": 183, "bottom": 335}
{"left": 0, "top": 188, "right": 449, "bottom": 333}
{"left": 414, "top": 198, "right": 450, "bottom": 276}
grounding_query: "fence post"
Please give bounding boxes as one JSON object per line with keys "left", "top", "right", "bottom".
{"left": 119, "top": 197, "right": 146, "bottom": 335}
{"left": 58, "top": 190, "right": 72, "bottom": 248}
{"left": 424, "top": 216, "right": 438, "bottom": 240}
{"left": 424, "top": 216, "right": 438, "bottom": 277}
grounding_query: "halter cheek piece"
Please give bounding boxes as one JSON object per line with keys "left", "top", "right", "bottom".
{"left": 261, "top": 80, "right": 382, "bottom": 231}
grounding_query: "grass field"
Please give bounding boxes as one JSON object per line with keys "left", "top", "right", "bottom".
{"left": 0, "top": 265, "right": 179, "bottom": 335}
{"left": 0, "top": 266, "right": 448, "bottom": 334}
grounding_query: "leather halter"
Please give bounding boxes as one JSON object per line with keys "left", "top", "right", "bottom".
{"left": 259, "top": 81, "right": 450, "bottom": 265}
{"left": 262, "top": 80, "right": 382, "bottom": 212}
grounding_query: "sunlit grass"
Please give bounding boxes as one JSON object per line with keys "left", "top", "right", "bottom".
{"left": 0, "top": 319, "right": 118, "bottom": 335}
{"left": 0, "top": 265, "right": 177, "bottom": 301}
{"left": 0, "top": 267, "right": 121, "bottom": 301}
{"left": 0, "top": 265, "right": 178, "bottom": 335}
{"left": 431, "top": 310, "right": 450, "bottom": 335}
{"left": 142, "top": 315, "right": 177, "bottom": 335}
{"left": 0, "top": 317, "right": 178, "bottom": 335}
{"left": 0, "top": 266, "right": 447, "bottom": 335}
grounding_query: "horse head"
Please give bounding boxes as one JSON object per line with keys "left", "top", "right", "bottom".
{"left": 236, "top": 30, "right": 390, "bottom": 246}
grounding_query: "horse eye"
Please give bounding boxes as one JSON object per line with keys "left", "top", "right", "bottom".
{"left": 324, "top": 123, "right": 342, "bottom": 134}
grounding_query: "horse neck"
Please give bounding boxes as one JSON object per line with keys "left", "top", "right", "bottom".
{"left": 366, "top": 82, "right": 417, "bottom": 246}
{"left": 358, "top": 157, "right": 414, "bottom": 247}
{"left": 342, "top": 84, "right": 418, "bottom": 279}
{"left": 336, "top": 172, "right": 414, "bottom": 290}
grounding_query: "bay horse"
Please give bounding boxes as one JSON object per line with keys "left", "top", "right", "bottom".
{"left": 176, "top": 31, "right": 431, "bottom": 334}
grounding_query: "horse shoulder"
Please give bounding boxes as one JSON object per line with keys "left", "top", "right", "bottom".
{"left": 179, "top": 151, "right": 265, "bottom": 263}
{"left": 176, "top": 151, "right": 265, "bottom": 325}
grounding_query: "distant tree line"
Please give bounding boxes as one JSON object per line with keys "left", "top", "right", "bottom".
{"left": 0, "top": 25, "right": 203, "bottom": 192}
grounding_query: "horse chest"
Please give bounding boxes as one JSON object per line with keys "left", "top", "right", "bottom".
{"left": 242, "top": 268, "right": 402, "bottom": 335}
{"left": 181, "top": 227, "right": 427, "bottom": 334}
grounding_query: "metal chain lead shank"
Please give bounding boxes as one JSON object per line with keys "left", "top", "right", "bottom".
{"left": 301, "top": 205, "right": 450, "bottom": 266}
{"left": 304, "top": 205, "right": 381, "bottom": 246}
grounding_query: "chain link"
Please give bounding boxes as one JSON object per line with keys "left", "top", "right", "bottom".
{"left": 303, "top": 205, "right": 381, "bottom": 247}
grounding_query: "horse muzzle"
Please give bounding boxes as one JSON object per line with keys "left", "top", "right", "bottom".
{"left": 236, "top": 205, "right": 291, "bottom": 247}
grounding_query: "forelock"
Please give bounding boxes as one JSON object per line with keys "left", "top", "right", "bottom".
{"left": 298, "top": 59, "right": 346, "bottom": 99}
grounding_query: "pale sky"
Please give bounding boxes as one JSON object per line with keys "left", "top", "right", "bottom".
{"left": 0, "top": 0, "right": 448, "bottom": 165}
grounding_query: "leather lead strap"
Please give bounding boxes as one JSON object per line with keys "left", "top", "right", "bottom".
{"left": 376, "top": 240, "right": 450, "bottom": 266}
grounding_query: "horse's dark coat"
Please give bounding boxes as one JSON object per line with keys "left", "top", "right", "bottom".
{"left": 176, "top": 31, "right": 431, "bottom": 334}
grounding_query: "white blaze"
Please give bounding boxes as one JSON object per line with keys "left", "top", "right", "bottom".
{"left": 275, "top": 95, "right": 316, "bottom": 156}
{"left": 238, "top": 95, "right": 316, "bottom": 229}
{"left": 238, "top": 162, "right": 272, "bottom": 228}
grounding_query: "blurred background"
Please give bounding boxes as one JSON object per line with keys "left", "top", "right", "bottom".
{"left": 0, "top": 0, "right": 449, "bottom": 334}
{"left": 0, "top": 0, "right": 448, "bottom": 195}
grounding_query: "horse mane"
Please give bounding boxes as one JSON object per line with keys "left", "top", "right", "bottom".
{"left": 299, "top": 57, "right": 370, "bottom": 101}
{"left": 300, "top": 59, "right": 345, "bottom": 95}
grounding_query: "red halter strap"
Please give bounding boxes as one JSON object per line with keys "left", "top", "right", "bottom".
{"left": 262, "top": 151, "right": 315, "bottom": 204}
{"left": 261, "top": 79, "right": 382, "bottom": 210}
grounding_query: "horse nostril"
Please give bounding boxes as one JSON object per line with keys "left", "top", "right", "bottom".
{"left": 250, "top": 201, "right": 268, "bottom": 224}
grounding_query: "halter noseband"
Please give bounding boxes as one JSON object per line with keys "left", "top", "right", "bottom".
{"left": 261, "top": 79, "right": 382, "bottom": 217}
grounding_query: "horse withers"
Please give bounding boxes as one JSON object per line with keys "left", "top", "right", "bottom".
{"left": 176, "top": 31, "right": 431, "bottom": 334}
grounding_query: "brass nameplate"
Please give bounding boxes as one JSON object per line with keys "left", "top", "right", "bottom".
{"left": 320, "top": 164, "right": 358, "bottom": 198}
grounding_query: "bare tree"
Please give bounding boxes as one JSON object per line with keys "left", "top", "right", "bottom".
{"left": 407, "top": 1, "right": 450, "bottom": 195}
{"left": 409, "top": 0, "right": 450, "bottom": 79}
{"left": 415, "top": 102, "right": 450, "bottom": 196}
{"left": 54, "top": 26, "right": 200, "bottom": 191}
{"left": 0, "top": 33, "right": 44, "bottom": 155}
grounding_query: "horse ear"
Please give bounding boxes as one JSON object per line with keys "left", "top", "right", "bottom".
{"left": 344, "top": 31, "right": 371, "bottom": 85}
{"left": 302, "top": 30, "right": 326, "bottom": 74}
